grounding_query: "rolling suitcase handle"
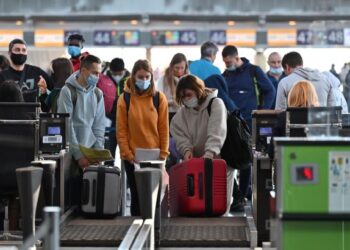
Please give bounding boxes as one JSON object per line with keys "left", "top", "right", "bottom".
{"left": 204, "top": 158, "right": 213, "bottom": 216}
{"left": 187, "top": 175, "right": 195, "bottom": 196}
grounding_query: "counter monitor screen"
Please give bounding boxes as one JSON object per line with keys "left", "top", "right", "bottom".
{"left": 48, "top": 126, "right": 61, "bottom": 135}
{"left": 259, "top": 127, "right": 273, "bottom": 136}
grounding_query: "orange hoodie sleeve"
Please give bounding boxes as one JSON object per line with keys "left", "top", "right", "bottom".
{"left": 158, "top": 92, "right": 170, "bottom": 160}
{"left": 117, "top": 93, "right": 134, "bottom": 162}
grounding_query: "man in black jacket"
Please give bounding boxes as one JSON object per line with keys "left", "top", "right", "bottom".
{"left": 0, "top": 38, "right": 51, "bottom": 110}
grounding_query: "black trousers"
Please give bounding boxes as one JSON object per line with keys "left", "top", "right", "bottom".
{"left": 124, "top": 160, "right": 140, "bottom": 216}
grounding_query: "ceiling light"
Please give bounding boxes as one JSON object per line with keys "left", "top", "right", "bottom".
{"left": 227, "top": 20, "right": 235, "bottom": 26}
{"left": 289, "top": 20, "right": 297, "bottom": 26}
{"left": 130, "top": 20, "right": 138, "bottom": 25}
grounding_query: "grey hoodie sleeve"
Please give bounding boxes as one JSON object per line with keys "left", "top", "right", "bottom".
{"left": 92, "top": 91, "right": 106, "bottom": 149}
{"left": 205, "top": 98, "right": 227, "bottom": 157}
{"left": 57, "top": 86, "right": 83, "bottom": 160}
{"left": 170, "top": 109, "right": 193, "bottom": 157}
{"left": 327, "top": 85, "right": 337, "bottom": 108}
{"left": 275, "top": 79, "right": 288, "bottom": 110}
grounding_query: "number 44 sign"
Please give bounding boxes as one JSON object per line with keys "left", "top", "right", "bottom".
{"left": 94, "top": 30, "right": 112, "bottom": 46}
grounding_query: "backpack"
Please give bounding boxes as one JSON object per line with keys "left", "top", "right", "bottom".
{"left": 249, "top": 65, "right": 264, "bottom": 108}
{"left": 207, "top": 98, "right": 252, "bottom": 170}
{"left": 123, "top": 91, "right": 160, "bottom": 113}
{"left": 52, "top": 84, "right": 102, "bottom": 113}
{"left": 97, "top": 74, "right": 117, "bottom": 115}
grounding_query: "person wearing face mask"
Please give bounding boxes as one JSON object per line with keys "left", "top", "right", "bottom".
{"left": 222, "top": 45, "right": 275, "bottom": 212}
{"left": 170, "top": 74, "right": 234, "bottom": 214}
{"left": 266, "top": 52, "right": 284, "bottom": 108}
{"left": 267, "top": 52, "right": 284, "bottom": 90}
{"left": 98, "top": 58, "right": 130, "bottom": 165}
{"left": 157, "top": 53, "right": 189, "bottom": 123}
{"left": 67, "top": 34, "right": 89, "bottom": 72}
{"left": 0, "top": 38, "right": 52, "bottom": 109}
{"left": 57, "top": 55, "right": 105, "bottom": 205}
{"left": 117, "top": 59, "right": 169, "bottom": 216}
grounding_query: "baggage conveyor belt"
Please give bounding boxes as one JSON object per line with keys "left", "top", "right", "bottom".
{"left": 60, "top": 216, "right": 136, "bottom": 247}
{"left": 160, "top": 216, "right": 251, "bottom": 248}
{"left": 60, "top": 215, "right": 254, "bottom": 248}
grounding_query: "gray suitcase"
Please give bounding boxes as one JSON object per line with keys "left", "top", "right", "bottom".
{"left": 81, "top": 165, "right": 121, "bottom": 218}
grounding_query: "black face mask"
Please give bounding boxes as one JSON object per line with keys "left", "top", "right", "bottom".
{"left": 10, "top": 53, "right": 27, "bottom": 65}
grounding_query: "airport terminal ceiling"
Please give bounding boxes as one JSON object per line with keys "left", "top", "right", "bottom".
{"left": 1, "top": 0, "right": 350, "bottom": 72}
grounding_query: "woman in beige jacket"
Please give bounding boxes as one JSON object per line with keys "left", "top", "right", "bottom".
{"left": 170, "top": 74, "right": 233, "bottom": 214}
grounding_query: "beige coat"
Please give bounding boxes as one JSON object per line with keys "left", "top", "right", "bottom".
{"left": 170, "top": 89, "right": 227, "bottom": 158}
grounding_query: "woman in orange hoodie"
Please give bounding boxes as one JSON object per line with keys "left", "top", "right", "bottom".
{"left": 117, "top": 59, "right": 169, "bottom": 216}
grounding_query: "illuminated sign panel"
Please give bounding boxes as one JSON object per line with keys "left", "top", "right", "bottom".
{"left": 268, "top": 29, "right": 296, "bottom": 46}
{"left": 0, "top": 30, "right": 23, "bottom": 47}
{"left": 227, "top": 29, "right": 256, "bottom": 46}
{"left": 35, "top": 30, "right": 64, "bottom": 47}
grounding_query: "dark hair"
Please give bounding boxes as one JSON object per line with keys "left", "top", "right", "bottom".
{"left": 282, "top": 52, "right": 303, "bottom": 69}
{"left": 175, "top": 74, "right": 212, "bottom": 105}
{"left": 0, "top": 55, "right": 10, "bottom": 71}
{"left": 201, "top": 41, "right": 218, "bottom": 58}
{"left": 0, "top": 80, "right": 24, "bottom": 102}
{"left": 164, "top": 53, "right": 189, "bottom": 100}
{"left": 8, "top": 38, "right": 27, "bottom": 52}
{"left": 129, "top": 59, "right": 155, "bottom": 94}
{"left": 68, "top": 34, "right": 85, "bottom": 43}
{"left": 80, "top": 55, "right": 101, "bottom": 70}
{"left": 222, "top": 45, "right": 238, "bottom": 58}
{"left": 51, "top": 58, "right": 74, "bottom": 88}
{"left": 110, "top": 58, "right": 125, "bottom": 71}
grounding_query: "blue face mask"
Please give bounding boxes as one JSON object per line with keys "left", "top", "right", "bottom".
{"left": 135, "top": 79, "right": 151, "bottom": 91}
{"left": 68, "top": 45, "right": 81, "bottom": 57}
{"left": 270, "top": 67, "right": 283, "bottom": 75}
{"left": 87, "top": 74, "right": 99, "bottom": 87}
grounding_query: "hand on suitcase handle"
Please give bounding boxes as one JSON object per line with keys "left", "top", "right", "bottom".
{"left": 78, "top": 157, "right": 90, "bottom": 169}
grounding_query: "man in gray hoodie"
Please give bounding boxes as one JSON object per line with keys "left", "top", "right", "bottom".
{"left": 58, "top": 55, "right": 105, "bottom": 169}
{"left": 275, "top": 51, "right": 336, "bottom": 110}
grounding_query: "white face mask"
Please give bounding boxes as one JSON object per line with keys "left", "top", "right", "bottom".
{"left": 184, "top": 96, "right": 198, "bottom": 108}
{"left": 113, "top": 75, "right": 123, "bottom": 83}
{"left": 112, "top": 71, "right": 125, "bottom": 83}
{"left": 227, "top": 64, "right": 236, "bottom": 71}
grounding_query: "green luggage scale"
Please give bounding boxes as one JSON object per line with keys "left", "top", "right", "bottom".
{"left": 274, "top": 138, "right": 350, "bottom": 250}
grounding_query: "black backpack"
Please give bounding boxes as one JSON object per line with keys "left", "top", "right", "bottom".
{"left": 207, "top": 98, "right": 252, "bottom": 170}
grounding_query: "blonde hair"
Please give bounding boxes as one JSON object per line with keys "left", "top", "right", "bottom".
{"left": 288, "top": 80, "right": 319, "bottom": 107}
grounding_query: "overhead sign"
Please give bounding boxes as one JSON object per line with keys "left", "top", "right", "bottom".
{"left": 0, "top": 30, "right": 23, "bottom": 47}
{"left": 93, "top": 30, "right": 112, "bottom": 46}
{"left": 344, "top": 28, "right": 350, "bottom": 46}
{"left": 111, "top": 30, "right": 140, "bottom": 46}
{"left": 327, "top": 29, "right": 344, "bottom": 45}
{"left": 227, "top": 29, "right": 256, "bottom": 46}
{"left": 179, "top": 30, "right": 197, "bottom": 45}
{"left": 210, "top": 30, "right": 226, "bottom": 45}
{"left": 268, "top": 29, "right": 296, "bottom": 46}
{"left": 151, "top": 30, "right": 197, "bottom": 45}
{"left": 35, "top": 29, "right": 64, "bottom": 47}
{"left": 297, "top": 29, "right": 313, "bottom": 45}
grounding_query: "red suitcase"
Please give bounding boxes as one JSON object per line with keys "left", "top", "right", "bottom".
{"left": 169, "top": 158, "right": 227, "bottom": 217}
